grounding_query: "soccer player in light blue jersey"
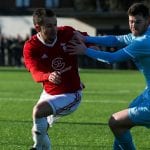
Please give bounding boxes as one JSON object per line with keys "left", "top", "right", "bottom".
{"left": 66, "top": 3, "right": 150, "bottom": 150}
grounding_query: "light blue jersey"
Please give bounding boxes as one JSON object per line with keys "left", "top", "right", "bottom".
{"left": 117, "top": 29, "right": 150, "bottom": 88}
{"left": 85, "top": 27, "right": 150, "bottom": 88}
{"left": 85, "top": 27, "right": 150, "bottom": 127}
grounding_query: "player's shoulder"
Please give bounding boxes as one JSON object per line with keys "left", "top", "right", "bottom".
{"left": 127, "top": 35, "right": 150, "bottom": 54}
{"left": 24, "top": 34, "right": 40, "bottom": 47}
{"left": 24, "top": 34, "right": 41, "bottom": 51}
{"left": 58, "top": 26, "right": 88, "bottom": 36}
{"left": 24, "top": 34, "right": 35, "bottom": 43}
{"left": 58, "top": 26, "right": 75, "bottom": 32}
{"left": 57, "top": 26, "right": 76, "bottom": 39}
{"left": 137, "top": 35, "right": 150, "bottom": 47}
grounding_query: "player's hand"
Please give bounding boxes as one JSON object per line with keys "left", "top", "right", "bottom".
{"left": 72, "top": 31, "right": 86, "bottom": 42}
{"left": 66, "top": 39, "right": 87, "bottom": 55}
{"left": 48, "top": 71, "right": 61, "bottom": 84}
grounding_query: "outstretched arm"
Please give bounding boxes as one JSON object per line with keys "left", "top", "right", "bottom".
{"left": 66, "top": 40, "right": 131, "bottom": 64}
{"left": 85, "top": 48, "right": 131, "bottom": 63}
{"left": 73, "top": 31, "right": 120, "bottom": 47}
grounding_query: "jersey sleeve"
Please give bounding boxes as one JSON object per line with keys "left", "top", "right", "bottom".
{"left": 85, "top": 35, "right": 120, "bottom": 47}
{"left": 115, "top": 33, "right": 133, "bottom": 45}
{"left": 85, "top": 34, "right": 150, "bottom": 64}
{"left": 85, "top": 48, "right": 132, "bottom": 64}
{"left": 85, "top": 33, "right": 134, "bottom": 48}
{"left": 23, "top": 42, "right": 50, "bottom": 82}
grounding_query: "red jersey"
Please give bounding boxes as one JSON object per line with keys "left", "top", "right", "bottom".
{"left": 23, "top": 26, "right": 85, "bottom": 95}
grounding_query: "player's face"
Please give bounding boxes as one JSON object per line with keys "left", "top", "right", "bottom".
{"left": 40, "top": 16, "right": 57, "bottom": 43}
{"left": 129, "top": 15, "right": 149, "bottom": 36}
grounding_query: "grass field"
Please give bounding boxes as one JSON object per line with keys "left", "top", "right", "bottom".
{"left": 0, "top": 67, "right": 149, "bottom": 150}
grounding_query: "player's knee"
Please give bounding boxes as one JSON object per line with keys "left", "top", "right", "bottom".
{"left": 33, "top": 103, "right": 46, "bottom": 118}
{"left": 108, "top": 114, "right": 119, "bottom": 130}
{"left": 33, "top": 102, "right": 53, "bottom": 118}
{"left": 33, "top": 105, "right": 41, "bottom": 118}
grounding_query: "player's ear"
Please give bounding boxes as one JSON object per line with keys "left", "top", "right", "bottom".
{"left": 35, "top": 24, "right": 41, "bottom": 32}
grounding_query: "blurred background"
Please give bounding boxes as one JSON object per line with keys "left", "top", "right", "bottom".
{"left": 0, "top": 0, "right": 149, "bottom": 69}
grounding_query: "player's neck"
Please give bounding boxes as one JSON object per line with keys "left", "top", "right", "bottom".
{"left": 37, "top": 33, "right": 57, "bottom": 47}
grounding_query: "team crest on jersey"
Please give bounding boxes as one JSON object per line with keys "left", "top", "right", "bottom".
{"left": 52, "top": 57, "right": 65, "bottom": 71}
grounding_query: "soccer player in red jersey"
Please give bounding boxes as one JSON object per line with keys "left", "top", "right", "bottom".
{"left": 23, "top": 8, "right": 92, "bottom": 150}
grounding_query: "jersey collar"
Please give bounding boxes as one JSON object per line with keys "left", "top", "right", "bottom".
{"left": 37, "top": 33, "right": 57, "bottom": 47}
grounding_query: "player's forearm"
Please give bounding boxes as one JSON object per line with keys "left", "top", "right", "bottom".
{"left": 85, "top": 35, "right": 119, "bottom": 47}
{"left": 30, "top": 68, "right": 50, "bottom": 82}
{"left": 85, "top": 48, "right": 131, "bottom": 63}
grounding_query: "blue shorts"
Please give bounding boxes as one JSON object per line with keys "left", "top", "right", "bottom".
{"left": 128, "top": 88, "right": 150, "bottom": 128}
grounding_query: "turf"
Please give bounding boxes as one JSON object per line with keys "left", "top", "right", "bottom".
{"left": 0, "top": 67, "right": 149, "bottom": 150}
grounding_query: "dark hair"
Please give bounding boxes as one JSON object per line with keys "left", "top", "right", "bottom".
{"left": 128, "top": 3, "right": 149, "bottom": 18}
{"left": 33, "top": 8, "right": 56, "bottom": 25}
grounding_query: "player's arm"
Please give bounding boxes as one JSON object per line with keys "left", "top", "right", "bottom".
{"left": 29, "top": 67, "right": 61, "bottom": 84}
{"left": 85, "top": 48, "right": 131, "bottom": 63}
{"left": 85, "top": 38, "right": 149, "bottom": 63}
{"left": 85, "top": 36, "right": 120, "bottom": 47}
{"left": 73, "top": 31, "right": 121, "bottom": 47}
{"left": 66, "top": 40, "right": 132, "bottom": 64}
{"left": 23, "top": 44, "right": 61, "bottom": 84}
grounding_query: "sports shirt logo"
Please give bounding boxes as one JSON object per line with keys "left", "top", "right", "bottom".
{"left": 52, "top": 57, "right": 65, "bottom": 71}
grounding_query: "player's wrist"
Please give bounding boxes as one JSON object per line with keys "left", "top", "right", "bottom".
{"left": 48, "top": 73, "right": 51, "bottom": 82}
{"left": 48, "top": 71, "right": 61, "bottom": 84}
{"left": 48, "top": 73, "right": 52, "bottom": 82}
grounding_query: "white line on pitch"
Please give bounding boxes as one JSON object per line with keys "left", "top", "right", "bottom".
{"left": 0, "top": 97, "right": 128, "bottom": 103}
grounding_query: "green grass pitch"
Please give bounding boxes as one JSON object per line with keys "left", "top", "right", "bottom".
{"left": 0, "top": 67, "right": 149, "bottom": 150}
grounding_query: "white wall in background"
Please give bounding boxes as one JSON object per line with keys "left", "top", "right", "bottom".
{"left": 0, "top": 16, "right": 96, "bottom": 38}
